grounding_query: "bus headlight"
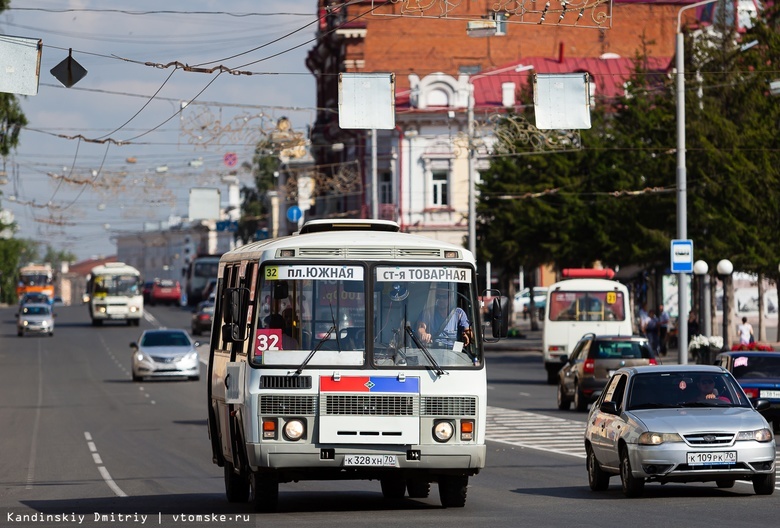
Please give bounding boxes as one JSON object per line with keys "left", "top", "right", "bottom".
{"left": 283, "top": 419, "right": 305, "bottom": 441}
{"left": 433, "top": 420, "right": 454, "bottom": 442}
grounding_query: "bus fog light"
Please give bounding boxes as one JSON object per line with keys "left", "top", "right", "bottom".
{"left": 262, "top": 419, "right": 277, "bottom": 439}
{"left": 433, "top": 420, "right": 454, "bottom": 442}
{"left": 461, "top": 419, "right": 474, "bottom": 441}
{"left": 283, "top": 419, "right": 305, "bottom": 441}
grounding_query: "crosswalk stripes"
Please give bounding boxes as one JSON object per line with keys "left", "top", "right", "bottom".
{"left": 486, "top": 406, "right": 586, "bottom": 458}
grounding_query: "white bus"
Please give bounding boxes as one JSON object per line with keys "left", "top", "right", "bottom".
{"left": 542, "top": 271, "right": 632, "bottom": 384}
{"left": 207, "top": 219, "right": 508, "bottom": 511}
{"left": 85, "top": 262, "right": 144, "bottom": 326}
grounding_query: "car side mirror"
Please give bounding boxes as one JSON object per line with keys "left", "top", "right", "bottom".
{"left": 754, "top": 399, "right": 771, "bottom": 412}
{"left": 599, "top": 401, "right": 619, "bottom": 415}
{"left": 130, "top": 342, "right": 138, "bottom": 349}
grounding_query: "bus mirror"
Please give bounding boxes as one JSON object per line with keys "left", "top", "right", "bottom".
{"left": 223, "top": 287, "right": 250, "bottom": 342}
{"left": 491, "top": 296, "right": 509, "bottom": 338}
{"left": 273, "top": 281, "right": 289, "bottom": 300}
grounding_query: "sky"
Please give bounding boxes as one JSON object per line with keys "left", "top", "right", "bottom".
{"left": 0, "top": 0, "right": 318, "bottom": 262}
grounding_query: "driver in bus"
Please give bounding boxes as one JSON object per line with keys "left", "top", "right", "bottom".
{"left": 416, "top": 286, "right": 473, "bottom": 350}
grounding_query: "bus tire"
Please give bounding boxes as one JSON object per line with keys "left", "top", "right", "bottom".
{"left": 380, "top": 477, "right": 406, "bottom": 499}
{"left": 224, "top": 462, "right": 249, "bottom": 503}
{"left": 438, "top": 476, "right": 467, "bottom": 508}
{"left": 250, "top": 471, "right": 279, "bottom": 512}
{"left": 406, "top": 479, "right": 430, "bottom": 498}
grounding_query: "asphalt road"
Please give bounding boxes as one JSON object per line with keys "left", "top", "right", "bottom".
{"left": 1, "top": 304, "right": 779, "bottom": 528}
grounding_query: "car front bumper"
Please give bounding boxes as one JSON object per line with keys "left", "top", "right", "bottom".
{"left": 627, "top": 441, "right": 776, "bottom": 482}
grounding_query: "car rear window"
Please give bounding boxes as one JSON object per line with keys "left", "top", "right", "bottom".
{"left": 731, "top": 356, "right": 780, "bottom": 378}
{"left": 592, "top": 341, "right": 649, "bottom": 359}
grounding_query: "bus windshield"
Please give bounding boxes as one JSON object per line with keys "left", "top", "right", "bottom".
{"left": 251, "top": 263, "right": 479, "bottom": 370}
{"left": 93, "top": 274, "right": 142, "bottom": 296}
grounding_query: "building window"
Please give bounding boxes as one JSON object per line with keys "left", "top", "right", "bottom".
{"left": 379, "top": 172, "right": 392, "bottom": 204}
{"left": 492, "top": 12, "right": 507, "bottom": 36}
{"left": 431, "top": 171, "right": 449, "bottom": 207}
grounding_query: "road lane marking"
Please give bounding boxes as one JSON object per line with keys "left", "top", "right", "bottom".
{"left": 25, "top": 344, "right": 44, "bottom": 490}
{"left": 84, "top": 431, "right": 127, "bottom": 497}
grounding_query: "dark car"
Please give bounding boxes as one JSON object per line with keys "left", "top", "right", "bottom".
{"left": 558, "top": 333, "right": 658, "bottom": 411}
{"left": 191, "top": 301, "right": 215, "bottom": 336}
{"left": 715, "top": 350, "right": 780, "bottom": 431}
{"left": 142, "top": 281, "right": 156, "bottom": 303}
{"left": 149, "top": 279, "right": 182, "bottom": 306}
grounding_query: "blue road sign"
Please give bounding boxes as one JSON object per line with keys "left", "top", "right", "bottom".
{"left": 671, "top": 239, "right": 694, "bottom": 273}
{"left": 287, "top": 205, "right": 302, "bottom": 223}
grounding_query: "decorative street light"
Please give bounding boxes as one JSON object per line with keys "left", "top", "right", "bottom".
{"left": 717, "top": 259, "right": 734, "bottom": 351}
{"left": 693, "top": 260, "right": 712, "bottom": 340}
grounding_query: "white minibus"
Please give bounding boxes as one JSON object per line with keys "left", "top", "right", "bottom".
{"left": 542, "top": 271, "right": 632, "bottom": 384}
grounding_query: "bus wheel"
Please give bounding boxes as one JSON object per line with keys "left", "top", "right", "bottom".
{"left": 438, "top": 476, "right": 467, "bottom": 508}
{"left": 380, "top": 477, "right": 406, "bottom": 499}
{"left": 224, "top": 462, "right": 249, "bottom": 503}
{"left": 406, "top": 479, "right": 430, "bottom": 498}
{"left": 250, "top": 471, "right": 279, "bottom": 512}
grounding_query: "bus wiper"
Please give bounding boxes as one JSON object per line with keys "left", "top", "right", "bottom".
{"left": 295, "top": 325, "right": 335, "bottom": 374}
{"left": 295, "top": 303, "right": 341, "bottom": 374}
{"left": 404, "top": 324, "right": 445, "bottom": 376}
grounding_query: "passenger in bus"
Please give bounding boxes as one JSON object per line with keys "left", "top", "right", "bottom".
{"left": 266, "top": 313, "right": 299, "bottom": 350}
{"left": 416, "top": 287, "right": 473, "bottom": 349}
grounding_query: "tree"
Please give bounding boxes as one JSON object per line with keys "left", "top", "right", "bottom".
{"left": 237, "top": 145, "right": 280, "bottom": 244}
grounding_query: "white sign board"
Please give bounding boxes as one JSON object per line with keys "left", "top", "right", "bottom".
{"left": 0, "top": 35, "right": 42, "bottom": 96}
{"left": 188, "top": 187, "right": 221, "bottom": 221}
{"left": 670, "top": 239, "right": 694, "bottom": 273}
{"left": 338, "top": 73, "right": 395, "bottom": 130}
{"left": 533, "top": 73, "right": 591, "bottom": 130}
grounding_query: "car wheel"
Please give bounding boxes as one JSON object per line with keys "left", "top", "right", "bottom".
{"left": 753, "top": 472, "right": 776, "bottom": 495}
{"left": 224, "top": 461, "right": 250, "bottom": 503}
{"left": 406, "top": 478, "right": 430, "bottom": 498}
{"left": 132, "top": 373, "right": 141, "bottom": 382}
{"left": 586, "top": 445, "right": 610, "bottom": 491}
{"left": 715, "top": 478, "right": 735, "bottom": 489}
{"left": 546, "top": 367, "right": 559, "bottom": 385}
{"left": 619, "top": 446, "right": 644, "bottom": 498}
{"left": 557, "top": 383, "right": 571, "bottom": 410}
{"left": 574, "top": 383, "right": 588, "bottom": 412}
{"left": 250, "top": 471, "right": 279, "bottom": 512}
{"left": 380, "top": 477, "right": 406, "bottom": 499}
{"left": 189, "top": 376, "right": 200, "bottom": 382}
{"left": 17, "top": 329, "right": 23, "bottom": 337}
{"left": 438, "top": 476, "right": 468, "bottom": 508}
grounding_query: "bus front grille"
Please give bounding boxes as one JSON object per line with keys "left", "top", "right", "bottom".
{"left": 421, "top": 396, "right": 477, "bottom": 416}
{"left": 259, "top": 395, "right": 316, "bottom": 415}
{"left": 323, "top": 395, "right": 417, "bottom": 416}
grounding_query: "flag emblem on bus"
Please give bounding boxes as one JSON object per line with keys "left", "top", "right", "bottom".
{"left": 320, "top": 376, "right": 419, "bottom": 393}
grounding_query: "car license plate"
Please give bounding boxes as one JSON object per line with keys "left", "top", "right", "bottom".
{"left": 760, "top": 390, "right": 780, "bottom": 398}
{"left": 343, "top": 454, "right": 397, "bottom": 467}
{"left": 687, "top": 451, "right": 737, "bottom": 465}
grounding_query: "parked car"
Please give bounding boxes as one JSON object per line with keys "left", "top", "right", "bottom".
{"left": 149, "top": 279, "right": 182, "bottom": 306}
{"left": 130, "top": 329, "right": 200, "bottom": 381}
{"left": 512, "top": 287, "right": 547, "bottom": 315}
{"left": 142, "top": 280, "right": 156, "bottom": 303}
{"left": 557, "top": 334, "right": 657, "bottom": 411}
{"left": 191, "top": 301, "right": 215, "bottom": 336}
{"left": 715, "top": 350, "right": 780, "bottom": 431}
{"left": 16, "top": 302, "right": 55, "bottom": 337}
{"left": 584, "top": 365, "right": 776, "bottom": 497}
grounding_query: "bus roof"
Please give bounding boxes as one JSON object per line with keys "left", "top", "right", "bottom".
{"left": 298, "top": 219, "right": 400, "bottom": 234}
{"left": 219, "top": 226, "right": 473, "bottom": 268}
{"left": 549, "top": 277, "right": 628, "bottom": 292}
{"left": 89, "top": 262, "right": 141, "bottom": 275}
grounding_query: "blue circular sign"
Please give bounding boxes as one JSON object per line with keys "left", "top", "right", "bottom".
{"left": 287, "top": 205, "right": 302, "bottom": 223}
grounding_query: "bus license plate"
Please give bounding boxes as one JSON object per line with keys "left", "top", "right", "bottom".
{"left": 687, "top": 451, "right": 737, "bottom": 465}
{"left": 343, "top": 454, "right": 397, "bottom": 467}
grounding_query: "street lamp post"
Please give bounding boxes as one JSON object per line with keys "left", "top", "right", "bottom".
{"left": 717, "top": 259, "right": 734, "bottom": 351}
{"left": 693, "top": 260, "right": 712, "bottom": 338}
{"left": 676, "top": 0, "right": 719, "bottom": 365}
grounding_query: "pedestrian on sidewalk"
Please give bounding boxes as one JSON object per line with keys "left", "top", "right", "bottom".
{"left": 657, "top": 304, "right": 670, "bottom": 357}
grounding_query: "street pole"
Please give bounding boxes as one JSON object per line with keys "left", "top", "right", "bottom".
{"left": 371, "top": 129, "right": 378, "bottom": 219}
{"left": 467, "top": 84, "right": 476, "bottom": 257}
{"left": 675, "top": 0, "right": 719, "bottom": 364}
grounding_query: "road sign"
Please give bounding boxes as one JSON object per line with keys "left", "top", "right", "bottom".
{"left": 670, "top": 239, "right": 693, "bottom": 273}
{"left": 223, "top": 152, "right": 237, "bottom": 167}
{"left": 287, "top": 205, "right": 302, "bottom": 223}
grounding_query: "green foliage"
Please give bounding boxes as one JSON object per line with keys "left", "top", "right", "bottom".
{"left": 0, "top": 238, "right": 26, "bottom": 304}
{"left": 237, "top": 142, "right": 280, "bottom": 243}
{"left": 478, "top": 7, "right": 780, "bottom": 287}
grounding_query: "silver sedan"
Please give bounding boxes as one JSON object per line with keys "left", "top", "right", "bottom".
{"left": 585, "top": 365, "right": 776, "bottom": 497}
{"left": 131, "top": 329, "right": 200, "bottom": 381}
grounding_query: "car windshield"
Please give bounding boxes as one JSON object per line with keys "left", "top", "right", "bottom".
{"left": 141, "top": 332, "right": 191, "bottom": 347}
{"left": 731, "top": 355, "right": 780, "bottom": 378}
{"left": 627, "top": 372, "right": 753, "bottom": 410}
{"left": 23, "top": 306, "right": 50, "bottom": 315}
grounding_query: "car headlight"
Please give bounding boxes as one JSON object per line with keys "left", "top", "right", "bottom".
{"left": 185, "top": 351, "right": 198, "bottom": 362}
{"left": 737, "top": 428, "right": 774, "bottom": 442}
{"left": 283, "top": 419, "right": 305, "bottom": 441}
{"left": 135, "top": 352, "right": 151, "bottom": 363}
{"left": 638, "top": 432, "right": 683, "bottom": 445}
{"left": 22, "top": 320, "right": 29, "bottom": 327}
{"left": 433, "top": 420, "right": 454, "bottom": 442}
